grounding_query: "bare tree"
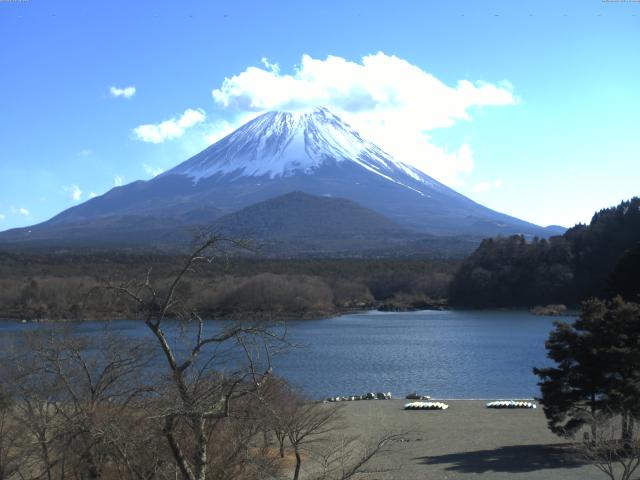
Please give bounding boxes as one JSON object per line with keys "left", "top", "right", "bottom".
{"left": 255, "top": 377, "right": 402, "bottom": 480}
{"left": 0, "top": 386, "right": 24, "bottom": 480}
{"left": 0, "top": 234, "right": 400, "bottom": 480}
{"left": 8, "top": 330, "right": 158, "bottom": 480}
{"left": 271, "top": 393, "right": 401, "bottom": 480}
{"left": 307, "top": 432, "right": 402, "bottom": 480}
{"left": 579, "top": 413, "right": 640, "bottom": 480}
{"left": 5, "top": 354, "right": 67, "bottom": 480}
{"left": 100, "top": 234, "right": 285, "bottom": 480}
{"left": 3, "top": 335, "right": 155, "bottom": 480}
{"left": 258, "top": 376, "right": 299, "bottom": 458}
{"left": 284, "top": 400, "right": 343, "bottom": 480}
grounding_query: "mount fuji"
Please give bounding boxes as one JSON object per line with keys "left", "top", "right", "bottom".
{"left": 0, "top": 107, "right": 563, "bottom": 253}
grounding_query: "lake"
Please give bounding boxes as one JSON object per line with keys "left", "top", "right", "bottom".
{"left": 0, "top": 309, "right": 567, "bottom": 399}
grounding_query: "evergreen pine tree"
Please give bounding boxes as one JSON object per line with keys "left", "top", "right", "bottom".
{"left": 534, "top": 297, "right": 640, "bottom": 442}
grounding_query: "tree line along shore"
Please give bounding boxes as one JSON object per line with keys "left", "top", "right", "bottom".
{"left": 0, "top": 254, "right": 455, "bottom": 321}
{"left": 0, "top": 197, "right": 638, "bottom": 321}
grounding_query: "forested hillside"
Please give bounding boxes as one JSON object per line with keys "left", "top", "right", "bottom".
{"left": 0, "top": 254, "right": 457, "bottom": 320}
{"left": 449, "top": 197, "right": 640, "bottom": 307}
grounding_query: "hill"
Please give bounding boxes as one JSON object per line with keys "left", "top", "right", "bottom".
{"left": 448, "top": 197, "right": 640, "bottom": 307}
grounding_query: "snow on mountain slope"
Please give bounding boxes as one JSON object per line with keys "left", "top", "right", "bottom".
{"left": 0, "top": 106, "right": 561, "bottom": 250}
{"left": 164, "top": 106, "right": 435, "bottom": 196}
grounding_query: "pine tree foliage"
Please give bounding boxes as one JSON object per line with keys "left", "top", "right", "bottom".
{"left": 450, "top": 197, "right": 640, "bottom": 307}
{"left": 534, "top": 297, "right": 640, "bottom": 440}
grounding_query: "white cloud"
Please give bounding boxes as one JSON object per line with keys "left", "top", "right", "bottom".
{"left": 0, "top": 213, "right": 5, "bottom": 221}
{"left": 64, "top": 184, "right": 82, "bottom": 201}
{"left": 77, "top": 148, "right": 93, "bottom": 157}
{"left": 211, "top": 53, "right": 516, "bottom": 185}
{"left": 473, "top": 178, "right": 504, "bottom": 193}
{"left": 114, "top": 176, "right": 123, "bottom": 186}
{"left": 89, "top": 192, "right": 98, "bottom": 199}
{"left": 133, "top": 108, "right": 206, "bottom": 144}
{"left": 260, "top": 57, "right": 280, "bottom": 73}
{"left": 110, "top": 85, "right": 136, "bottom": 99}
{"left": 143, "top": 164, "right": 164, "bottom": 177}
{"left": 10, "top": 206, "right": 31, "bottom": 217}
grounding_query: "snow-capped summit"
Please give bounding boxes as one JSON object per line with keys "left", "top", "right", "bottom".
{"left": 164, "top": 107, "right": 433, "bottom": 195}
{"left": 0, "top": 106, "right": 563, "bottom": 251}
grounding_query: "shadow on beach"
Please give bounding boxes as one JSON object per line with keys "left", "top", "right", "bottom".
{"left": 416, "top": 443, "right": 586, "bottom": 474}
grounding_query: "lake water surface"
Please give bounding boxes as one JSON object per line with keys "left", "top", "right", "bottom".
{"left": 0, "top": 310, "right": 567, "bottom": 399}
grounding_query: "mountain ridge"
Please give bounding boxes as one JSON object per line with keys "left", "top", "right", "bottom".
{"left": 0, "top": 107, "right": 564, "bottom": 253}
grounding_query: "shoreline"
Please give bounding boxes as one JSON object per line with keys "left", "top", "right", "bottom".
{"left": 0, "top": 304, "right": 576, "bottom": 324}
{"left": 0, "top": 304, "right": 453, "bottom": 323}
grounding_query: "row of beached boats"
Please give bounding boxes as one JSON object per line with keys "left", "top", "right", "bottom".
{"left": 325, "top": 392, "right": 393, "bottom": 402}
{"left": 404, "top": 401, "right": 449, "bottom": 410}
{"left": 403, "top": 399, "right": 537, "bottom": 410}
{"left": 324, "top": 392, "right": 537, "bottom": 410}
{"left": 485, "top": 400, "right": 537, "bottom": 409}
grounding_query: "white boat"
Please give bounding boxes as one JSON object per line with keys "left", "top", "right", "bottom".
{"left": 486, "top": 400, "right": 536, "bottom": 409}
{"left": 404, "top": 401, "right": 449, "bottom": 410}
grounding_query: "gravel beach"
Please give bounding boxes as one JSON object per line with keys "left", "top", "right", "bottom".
{"left": 311, "top": 399, "right": 603, "bottom": 480}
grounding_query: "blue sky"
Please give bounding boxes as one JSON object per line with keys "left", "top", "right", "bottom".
{"left": 0, "top": 0, "right": 638, "bottom": 231}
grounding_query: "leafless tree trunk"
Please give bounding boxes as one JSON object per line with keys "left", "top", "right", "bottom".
{"left": 1, "top": 329, "right": 158, "bottom": 480}
{"left": 308, "top": 432, "right": 403, "bottom": 480}
{"left": 100, "top": 234, "right": 284, "bottom": 480}
{"left": 579, "top": 414, "right": 640, "bottom": 480}
{"left": 284, "top": 401, "right": 343, "bottom": 480}
{"left": 0, "top": 388, "right": 24, "bottom": 480}
{"left": 0, "top": 234, "right": 401, "bottom": 480}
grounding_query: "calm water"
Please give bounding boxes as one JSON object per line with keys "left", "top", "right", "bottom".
{"left": 0, "top": 310, "right": 567, "bottom": 399}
